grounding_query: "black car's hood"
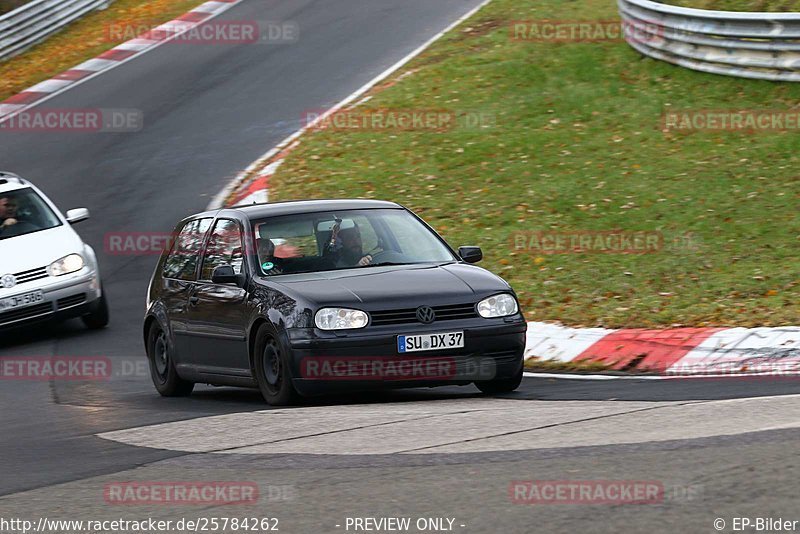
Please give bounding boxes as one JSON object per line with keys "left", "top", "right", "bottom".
{"left": 268, "top": 263, "right": 511, "bottom": 308}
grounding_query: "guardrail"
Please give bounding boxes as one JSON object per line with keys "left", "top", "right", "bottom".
{"left": 0, "top": 0, "right": 110, "bottom": 62}
{"left": 618, "top": 0, "right": 800, "bottom": 82}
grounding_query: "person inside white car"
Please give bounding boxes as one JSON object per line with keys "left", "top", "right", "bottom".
{"left": 0, "top": 189, "right": 61, "bottom": 239}
{"left": 0, "top": 196, "right": 18, "bottom": 230}
{"left": 0, "top": 196, "right": 20, "bottom": 237}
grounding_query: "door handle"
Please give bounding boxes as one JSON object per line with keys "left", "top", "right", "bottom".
{"left": 188, "top": 296, "right": 200, "bottom": 305}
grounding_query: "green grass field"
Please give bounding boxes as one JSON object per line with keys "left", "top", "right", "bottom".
{"left": 660, "top": 0, "right": 797, "bottom": 11}
{"left": 271, "top": 0, "right": 799, "bottom": 328}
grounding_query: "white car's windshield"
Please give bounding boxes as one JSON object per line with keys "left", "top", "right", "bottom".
{"left": 0, "top": 187, "right": 62, "bottom": 240}
{"left": 252, "top": 208, "right": 456, "bottom": 275}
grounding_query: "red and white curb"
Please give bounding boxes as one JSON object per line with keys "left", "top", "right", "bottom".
{"left": 0, "top": 0, "right": 244, "bottom": 124}
{"left": 525, "top": 322, "right": 800, "bottom": 376}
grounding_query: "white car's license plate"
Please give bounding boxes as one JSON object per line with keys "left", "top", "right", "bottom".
{"left": 0, "top": 290, "right": 45, "bottom": 312}
{"left": 398, "top": 331, "right": 464, "bottom": 353}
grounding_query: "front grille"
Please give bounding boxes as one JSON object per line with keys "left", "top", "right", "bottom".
{"left": 370, "top": 303, "right": 478, "bottom": 326}
{"left": 0, "top": 302, "right": 53, "bottom": 325}
{"left": 57, "top": 294, "right": 86, "bottom": 309}
{"left": 13, "top": 266, "right": 49, "bottom": 285}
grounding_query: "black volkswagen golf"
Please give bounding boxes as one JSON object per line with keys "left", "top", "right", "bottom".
{"left": 144, "top": 200, "right": 526, "bottom": 405}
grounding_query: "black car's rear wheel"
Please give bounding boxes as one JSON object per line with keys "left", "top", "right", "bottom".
{"left": 146, "top": 322, "right": 194, "bottom": 397}
{"left": 254, "top": 323, "right": 300, "bottom": 406}
{"left": 475, "top": 364, "right": 523, "bottom": 394}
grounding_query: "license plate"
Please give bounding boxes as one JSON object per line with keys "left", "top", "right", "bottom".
{"left": 0, "top": 290, "right": 45, "bottom": 312}
{"left": 398, "top": 331, "right": 464, "bottom": 353}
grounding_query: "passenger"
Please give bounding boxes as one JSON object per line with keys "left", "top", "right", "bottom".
{"left": 0, "top": 197, "right": 18, "bottom": 233}
{"left": 257, "top": 237, "right": 284, "bottom": 274}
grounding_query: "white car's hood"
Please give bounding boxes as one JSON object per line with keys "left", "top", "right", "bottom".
{"left": 0, "top": 225, "right": 85, "bottom": 274}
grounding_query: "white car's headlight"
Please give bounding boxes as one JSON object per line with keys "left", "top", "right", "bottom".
{"left": 315, "top": 308, "right": 369, "bottom": 330}
{"left": 48, "top": 253, "right": 85, "bottom": 277}
{"left": 477, "top": 293, "right": 519, "bottom": 318}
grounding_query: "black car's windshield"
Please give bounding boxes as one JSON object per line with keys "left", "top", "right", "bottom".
{"left": 251, "top": 208, "right": 456, "bottom": 275}
{"left": 0, "top": 187, "right": 62, "bottom": 240}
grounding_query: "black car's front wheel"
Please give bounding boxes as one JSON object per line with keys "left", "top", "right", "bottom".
{"left": 475, "top": 364, "right": 523, "bottom": 395}
{"left": 253, "top": 323, "right": 300, "bottom": 406}
{"left": 146, "top": 322, "right": 194, "bottom": 397}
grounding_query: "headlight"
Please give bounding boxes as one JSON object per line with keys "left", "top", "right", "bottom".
{"left": 315, "top": 308, "right": 369, "bottom": 330}
{"left": 477, "top": 293, "right": 519, "bottom": 318}
{"left": 48, "top": 254, "right": 85, "bottom": 276}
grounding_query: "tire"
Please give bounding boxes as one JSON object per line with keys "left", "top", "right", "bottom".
{"left": 82, "top": 288, "right": 110, "bottom": 330}
{"left": 253, "top": 323, "right": 300, "bottom": 406}
{"left": 475, "top": 364, "right": 523, "bottom": 395}
{"left": 146, "top": 322, "right": 194, "bottom": 397}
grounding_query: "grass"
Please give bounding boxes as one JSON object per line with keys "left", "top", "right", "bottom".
{"left": 270, "top": 0, "right": 800, "bottom": 328}
{"left": 0, "top": 0, "right": 206, "bottom": 101}
{"left": 658, "top": 0, "right": 798, "bottom": 11}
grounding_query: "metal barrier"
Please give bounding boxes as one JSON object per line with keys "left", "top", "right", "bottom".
{"left": 0, "top": 0, "right": 110, "bottom": 62}
{"left": 618, "top": 0, "right": 800, "bottom": 82}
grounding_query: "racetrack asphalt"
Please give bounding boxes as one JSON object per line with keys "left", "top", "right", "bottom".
{"left": 1, "top": 0, "right": 800, "bottom": 531}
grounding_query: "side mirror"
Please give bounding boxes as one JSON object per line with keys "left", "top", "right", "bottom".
{"left": 211, "top": 265, "right": 245, "bottom": 287}
{"left": 65, "top": 208, "right": 90, "bottom": 224}
{"left": 458, "top": 246, "right": 483, "bottom": 264}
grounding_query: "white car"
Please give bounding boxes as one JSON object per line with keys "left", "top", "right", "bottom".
{"left": 0, "top": 172, "right": 108, "bottom": 330}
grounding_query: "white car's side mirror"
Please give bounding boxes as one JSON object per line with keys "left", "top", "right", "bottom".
{"left": 66, "top": 208, "right": 90, "bottom": 224}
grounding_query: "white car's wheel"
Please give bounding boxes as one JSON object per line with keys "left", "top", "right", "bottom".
{"left": 82, "top": 285, "right": 109, "bottom": 330}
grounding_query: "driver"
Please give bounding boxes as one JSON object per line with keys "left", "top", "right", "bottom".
{"left": 0, "top": 196, "right": 18, "bottom": 233}
{"left": 336, "top": 225, "right": 372, "bottom": 267}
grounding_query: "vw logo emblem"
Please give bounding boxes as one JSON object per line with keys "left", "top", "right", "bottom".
{"left": 416, "top": 306, "right": 436, "bottom": 324}
{"left": 1, "top": 274, "right": 16, "bottom": 289}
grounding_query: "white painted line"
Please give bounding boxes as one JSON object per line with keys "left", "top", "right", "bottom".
{"left": 524, "top": 372, "right": 666, "bottom": 381}
{"left": 524, "top": 371, "right": 800, "bottom": 381}
{"left": 207, "top": 0, "right": 495, "bottom": 209}
{"left": 0, "top": 0, "right": 246, "bottom": 126}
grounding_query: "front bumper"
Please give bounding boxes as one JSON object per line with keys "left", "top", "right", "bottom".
{"left": 0, "top": 270, "right": 102, "bottom": 329}
{"left": 286, "top": 316, "right": 526, "bottom": 395}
